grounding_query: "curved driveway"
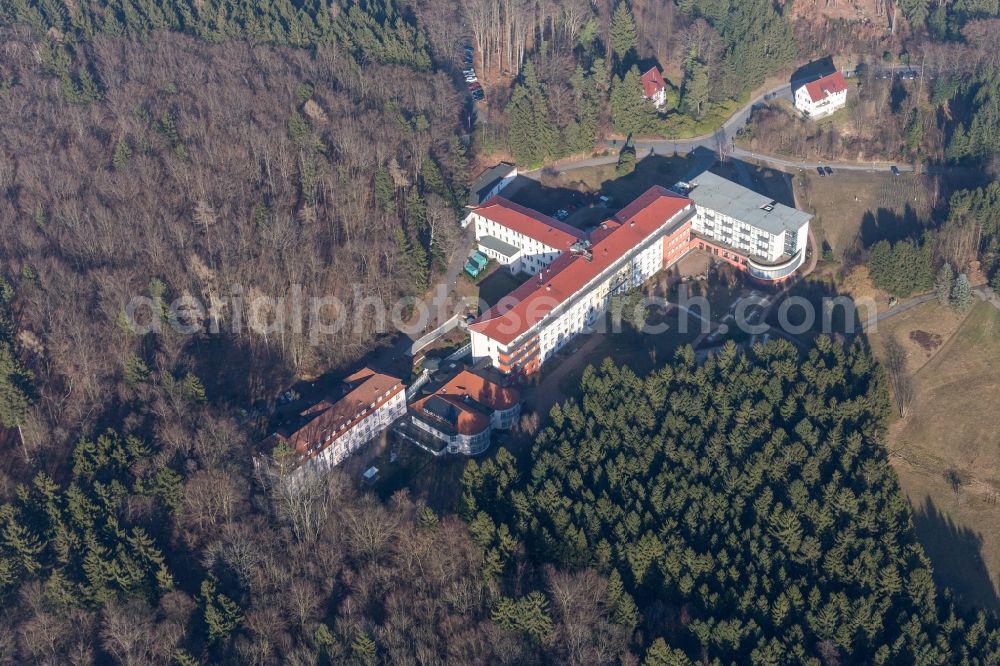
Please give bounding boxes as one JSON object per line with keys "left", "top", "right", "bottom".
{"left": 528, "top": 65, "right": 928, "bottom": 179}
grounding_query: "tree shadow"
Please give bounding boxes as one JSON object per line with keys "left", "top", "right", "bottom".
{"left": 859, "top": 204, "right": 924, "bottom": 248}
{"left": 890, "top": 77, "right": 909, "bottom": 114}
{"left": 504, "top": 175, "right": 590, "bottom": 217}
{"left": 911, "top": 495, "right": 1000, "bottom": 612}
{"left": 790, "top": 57, "right": 837, "bottom": 88}
{"left": 710, "top": 157, "right": 796, "bottom": 207}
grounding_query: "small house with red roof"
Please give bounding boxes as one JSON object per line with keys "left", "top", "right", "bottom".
{"left": 794, "top": 71, "right": 848, "bottom": 118}
{"left": 640, "top": 67, "right": 668, "bottom": 109}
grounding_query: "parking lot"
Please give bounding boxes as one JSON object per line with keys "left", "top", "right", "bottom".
{"left": 462, "top": 44, "right": 484, "bottom": 102}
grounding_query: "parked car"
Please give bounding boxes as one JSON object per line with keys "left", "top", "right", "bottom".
{"left": 463, "top": 68, "right": 476, "bottom": 76}
{"left": 823, "top": 166, "right": 833, "bottom": 175}
{"left": 554, "top": 209, "right": 569, "bottom": 220}
{"left": 816, "top": 166, "right": 825, "bottom": 175}
{"left": 890, "top": 165, "right": 901, "bottom": 176}
{"left": 468, "top": 82, "right": 482, "bottom": 91}
{"left": 472, "top": 90, "right": 485, "bottom": 100}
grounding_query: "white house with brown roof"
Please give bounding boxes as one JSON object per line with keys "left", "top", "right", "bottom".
{"left": 794, "top": 71, "right": 848, "bottom": 118}
{"left": 469, "top": 188, "right": 695, "bottom": 375}
{"left": 467, "top": 174, "right": 814, "bottom": 376}
{"left": 270, "top": 367, "right": 406, "bottom": 475}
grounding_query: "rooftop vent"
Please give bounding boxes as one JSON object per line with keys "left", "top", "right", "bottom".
{"left": 760, "top": 202, "right": 775, "bottom": 212}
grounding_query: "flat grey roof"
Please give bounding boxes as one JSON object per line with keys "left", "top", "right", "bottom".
{"left": 675, "top": 171, "right": 811, "bottom": 236}
{"left": 478, "top": 234, "right": 520, "bottom": 258}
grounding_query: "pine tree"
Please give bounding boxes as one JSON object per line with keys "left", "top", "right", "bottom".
{"left": 505, "top": 62, "right": 557, "bottom": 167}
{"left": 899, "top": 0, "right": 930, "bottom": 28}
{"left": 287, "top": 111, "right": 310, "bottom": 147}
{"left": 351, "top": 631, "right": 377, "bottom": 664}
{"left": 610, "top": 1, "right": 638, "bottom": 71}
{"left": 616, "top": 145, "right": 637, "bottom": 176}
{"left": 681, "top": 61, "right": 710, "bottom": 119}
{"left": 950, "top": 273, "right": 973, "bottom": 310}
{"left": 201, "top": 578, "right": 243, "bottom": 643}
{"left": 112, "top": 137, "right": 132, "bottom": 170}
{"left": 182, "top": 372, "right": 206, "bottom": 404}
{"left": 611, "top": 66, "right": 659, "bottom": 136}
{"left": 404, "top": 188, "right": 428, "bottom": 233}
{"left": 644, "top": 638, "right": 693, "bottom": 665}
{"left": 0, "top": 334, "right": 36, "bottom": 462}
{"left": 935, "top": 263, "right": 953, "bottom": 307}
{"left": 124, "top": 353, "right": 150, "bottom": 385}
{"left": 374, "top": 165, "right": 395, "bottom": 213}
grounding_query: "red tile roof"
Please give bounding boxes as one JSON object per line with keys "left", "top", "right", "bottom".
{"left": 474, "top": 196, "right": 585, "bottom": 250}
{"left": 641, "top": 67, "right": 666, "bottom": 98}
{"left": 803, "top": 71, "right": 847, "bottom": 103}
{"left": 471, "top": 187, "right": 692, "bottom": 345}
{"left": 438, "top": 370, "right": 520, "bottom": 410}
{"left": 411, "top": 393, "right": 491, "bottom": 436}
{"left": 279, "top": 368, "right": 403, "bottom": 457}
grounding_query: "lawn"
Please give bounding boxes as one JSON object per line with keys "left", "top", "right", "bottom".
{"left": 793, "top": 170, "right": 935, "bottom": 261}
{"left": 867, "top": 300, "right": 967, "bottom": 375}
{"left": 875, "top": 302, "right": 1000, "bottom": 611}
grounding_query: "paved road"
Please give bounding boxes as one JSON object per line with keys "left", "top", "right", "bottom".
{"left": 869, "top": 293, "right": 937, "bottom": 327}
{"left": 974, "top": 285, "right": 1000, "bottom": 313}
{"left": 525, "top": 65, "right": 932, "bottom": 180}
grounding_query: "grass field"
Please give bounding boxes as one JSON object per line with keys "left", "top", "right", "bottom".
{"left": 867, "top": 300, "right": 967, "bottom": 375}
{"left": 872, "top": 302, "right": 1000, "bottom": 611}
{"left": 794, "top": 171, "right": 934, "bottom": 261}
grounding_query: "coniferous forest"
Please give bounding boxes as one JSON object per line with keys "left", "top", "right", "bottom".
{"left": 463, "top": 340, "right": 1000, "bottom": 663}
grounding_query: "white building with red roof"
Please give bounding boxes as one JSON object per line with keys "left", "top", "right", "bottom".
{"left": 470, "top": 187, "right": 695, "bottom": 375}
{"left": 467, "top": 174, "right": 812, "bottom": 376}
{"left": 467, "top": 196, "right": 586, "bottom": 275}
{"left": 640, "top": 67, "right": 668, "bottom": 109}
{"left": 402, "top": 369, "right": 521, "bottom": 455}
{"left": 794, "top": 71, "right": 848, "bottom": 118}
{"left": 268, "top": 367, "right": 406, "bottom": 475}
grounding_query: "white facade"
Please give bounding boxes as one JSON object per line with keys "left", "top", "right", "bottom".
{"left": 470, "top": 211, "right": 565, "bottom": 275}
{"left": 679, "top": 172, "right": 811, "bottom": 279}
{"left": 647, "top": 88, "right": 667, "bottom": 108}
{"left": 691, "top": 205, "right": 784, "bottom": 262}
{"left": 409, "top": 413, "right": 491, "bottom": 455}
{"left": 471, "top": 203, "right": 694, "bottom": 373}
{"left": 299, "top": 390, "right": 406, "bottom": 474}
{"left": 794, "top": 83, "right": 847, "bottom": 118}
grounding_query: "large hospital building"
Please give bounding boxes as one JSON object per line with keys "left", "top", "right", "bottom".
{"left": 467, "top": 170, "right": 811, "bottom": 376}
